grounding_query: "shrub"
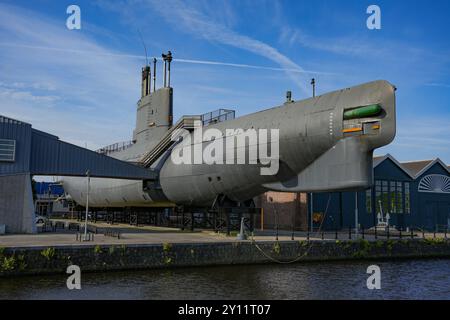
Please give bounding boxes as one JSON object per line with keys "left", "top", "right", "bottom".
{"left": 120, "top": 244, "right": 127, "bottom": 256}
{"left": 375, "top": 240, "right": 384, "bottom": 248}
{"left": 358, "top": 239, "right": 370, "bottom": 250}
{"left": 163, "top": 243, "right": 172, "bottom": 252}
{"left": 272, "top": 242, "right": 281, "bottom": 255}
{"left": 299, "top": 240, "right": 309, "bottom": 247}
{"left": 17, "top": 255, "right": 27, "bottom": 271}
{"left": 1, "top": 256, "right": 16, "bottom": 271}
{"left": 40, "top": 248, "right": 56, "bottom": 261}
{"left": 423, "top": 238, "right": 445, "bottom": 245}
{"left": 164, "top": 256, "right": 172, "bottom": 265}
{"left": 94, "top": 245, "right": 102, "bottom": 254}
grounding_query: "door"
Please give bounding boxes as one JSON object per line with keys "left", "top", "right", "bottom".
{"left": 424, "top": 201, "right": 438, "bottom": 231}
{"left": 437, "top": 202, "right": 450, "bottom": 230}
{"left": 397, "top": 214, "right": 405, "bottom": 230}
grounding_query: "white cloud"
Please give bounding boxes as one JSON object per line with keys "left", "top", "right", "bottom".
{"left": 141, "top": 0, "right": 313, "bottom": 96}
{"left": 424, "top": 83, "right": 450, "bottom": 89}
{"left": 0, "top": 3, "right": 140, "bottom": 148}
{"left": 378, "top": 117, "right": 450, "bottom": 163}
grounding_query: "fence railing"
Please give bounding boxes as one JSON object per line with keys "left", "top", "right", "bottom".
{"left": 95, "top": 140, "right": 134, "bottom": 155}
{"left": 201, "top": 109, "right": 235, "bottom": 126}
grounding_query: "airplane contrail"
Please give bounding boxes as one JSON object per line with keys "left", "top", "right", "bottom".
{"left": 0, "top": 42, "right": 337, "bottom": 76}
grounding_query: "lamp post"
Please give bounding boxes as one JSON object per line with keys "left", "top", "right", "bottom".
{"left": 84, "top": 170, "right": 90, "bottom": 241}
{"left": 310, "top": 79, "right": 316, "bottom": 235}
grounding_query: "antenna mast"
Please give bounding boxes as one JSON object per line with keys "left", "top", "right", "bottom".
{"left": 137, "top": 30, "right": 148, "bottom": 66}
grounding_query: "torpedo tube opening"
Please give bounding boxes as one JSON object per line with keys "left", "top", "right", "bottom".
{"left": 343, "top": 104, "right": 382, "bottom": 120}
{"left": 342, "top": 104, "right": 384, "bottom": 136}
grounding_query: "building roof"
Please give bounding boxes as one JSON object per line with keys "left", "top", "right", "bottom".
{"left": 373, "top": 154, "right": 415, "bottom": 179}
{"left": 400, "top": 160, "right": 434, "bottom": 176}
{"left": 373, "top": 155, "right": 386, "bottom": 167}
{"left": 407, "top": 158, "right": 450, "bottom": 178}
{"left": 373, "top": 154, "right": 450, "bottom": 179}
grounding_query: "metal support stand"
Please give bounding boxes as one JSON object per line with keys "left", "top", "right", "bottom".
{"left": 236, "top": 217, "right": 247, "bottom": 240}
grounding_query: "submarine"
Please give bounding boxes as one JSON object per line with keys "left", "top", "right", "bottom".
{"left": 62, "top": 51, "right": 396, "bottom": 208}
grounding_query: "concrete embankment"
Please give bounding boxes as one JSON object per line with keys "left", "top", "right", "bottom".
{"left": 1, "top": 238, "right": 450, "bottom": 277}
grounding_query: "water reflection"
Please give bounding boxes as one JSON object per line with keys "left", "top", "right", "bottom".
{"left": 0, "top": 259, "right": 449, "bottom": 299}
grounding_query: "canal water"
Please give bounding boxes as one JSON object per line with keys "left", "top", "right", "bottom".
{"left": 1, "top": 259, "right": 449, "bottom": 299}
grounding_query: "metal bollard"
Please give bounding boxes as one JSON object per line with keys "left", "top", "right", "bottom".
{"left": 399, "top": 229, "right": 402, "bottom": 239}
{"left": 362, "top": 227, "right": 365, "bottom": 240}
{"left": 375, "top": 227, "right": 378, "bottom": 240}
{"left": 349, "top": 226, "right": 352, "bottom": 240}
{"left": 422, "top": 229, "right": 425, "bottom": 239}
{"left": 335, "top": 230, "right": 338, "bottom": 240}
{"left": 387, "top": 227, "right": 390, "bottom": 239}
{"left": 411, "top": 228, "right": 414, "bottom": 239}
{"left": 307, "top": 231, "right": 310, "bottom": 241}
{"left": 321, "top": 231, "right": 324, "bottom": 240}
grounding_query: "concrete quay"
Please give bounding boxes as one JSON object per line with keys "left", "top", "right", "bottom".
{"left": 1, "top": 220, "right": 450, "bottom": 277}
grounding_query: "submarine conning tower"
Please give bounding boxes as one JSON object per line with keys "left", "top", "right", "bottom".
{"left": 133, "top": 51, "right": 174, "bottom": 149}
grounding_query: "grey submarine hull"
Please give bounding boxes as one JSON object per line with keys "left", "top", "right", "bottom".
{"left": 63, "top": 80, "right": 396, "bottom": 207}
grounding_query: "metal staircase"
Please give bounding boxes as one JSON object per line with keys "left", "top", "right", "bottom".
{"left": 138, "top": 115, "right": 201, "bottom": 168}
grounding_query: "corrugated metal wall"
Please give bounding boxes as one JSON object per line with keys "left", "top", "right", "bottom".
{"left": 0, "top": 117, "right": 32, "bottom": 175}
{"left": 1, "top": 115, "right": 155, "bottom": 180}
{"left": 29, "top": 130, "right": 155, "bottom": 179}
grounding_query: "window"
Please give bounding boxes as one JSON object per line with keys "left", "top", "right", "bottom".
{"left": 405, "top": 182, "right": 410, "bottom": 213}
{"left": 0, "top": 139, "right": 15, "bottom": 162}
{"left": 396, "top": 182, "right": 403, "bottom": 213}
{"left": 376, "top": 180, "right": 407, "bottom": 215}
{"left": 390, "top": 181, "right": 396, "bottom": 213}
{"left": 366, "top": 189, "right": 372, "bottom": 213}
{"left": 381, "top": 180, "right": 389, "bottom": 214}
{"left": 375, "top": 180, "right": 382, "bottom": 214}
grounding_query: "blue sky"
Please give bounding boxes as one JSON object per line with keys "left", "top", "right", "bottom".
{"left": 0, "top": 0, "right": 449, "bottom": 163}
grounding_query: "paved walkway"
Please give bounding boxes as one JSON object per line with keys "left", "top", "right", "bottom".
{"left": 0, "top": 220, "right": 447, "bottom": 248}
